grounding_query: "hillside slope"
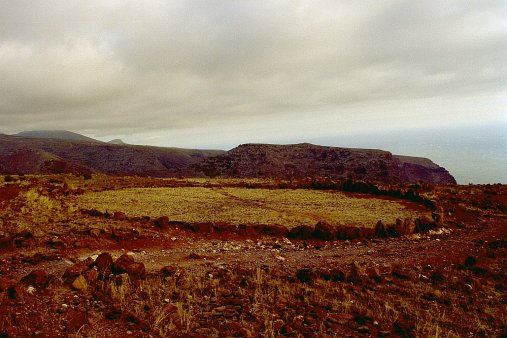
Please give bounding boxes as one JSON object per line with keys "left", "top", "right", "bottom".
{"left": 0, "top": 135, "right": 456, "bottom": 183}
{"left": 193, "top": 143, "right": 456, "bottom": 184}
{"left": 0, "top": 134, "right": 224, "bottom": 176}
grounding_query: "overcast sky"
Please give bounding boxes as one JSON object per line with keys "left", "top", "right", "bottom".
{"left": 0, "top": 1, "right": 506, "bottom": 149}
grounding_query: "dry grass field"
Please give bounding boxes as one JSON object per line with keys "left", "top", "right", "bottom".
{"left": 75, "top": 186, "right": 431, "bottom": 227}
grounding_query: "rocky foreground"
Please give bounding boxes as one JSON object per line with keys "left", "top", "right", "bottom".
{"left": 0, "top": 175, "right": 504, "bottom": 337}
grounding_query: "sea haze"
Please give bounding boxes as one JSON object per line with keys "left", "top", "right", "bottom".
{"left": 312, "top": 123, "right": 507, "bottom": 184}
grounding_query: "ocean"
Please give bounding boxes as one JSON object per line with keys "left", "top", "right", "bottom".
{"left": 316, "top": 123, "right": 507, "bottom": 184}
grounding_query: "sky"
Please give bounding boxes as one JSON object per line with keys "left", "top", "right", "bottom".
{"left": 0, "top": 2, "right": 506, "bottom": 164}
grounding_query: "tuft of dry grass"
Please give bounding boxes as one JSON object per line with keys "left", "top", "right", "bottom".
{"left": 90, "top": 264, "right": 504, "bottom": 337}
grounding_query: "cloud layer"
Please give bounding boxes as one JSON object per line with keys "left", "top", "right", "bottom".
{"left": 0, "top": 0, "right": 505, "bottom": 147}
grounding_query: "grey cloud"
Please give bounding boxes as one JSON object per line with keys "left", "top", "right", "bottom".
{"left": 0, "top": 0, "right": 505, "bottom": 142}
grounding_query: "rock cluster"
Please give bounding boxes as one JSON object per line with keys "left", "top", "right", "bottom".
{"left": 63, "top": 252, "right": 146, "bottom": 290}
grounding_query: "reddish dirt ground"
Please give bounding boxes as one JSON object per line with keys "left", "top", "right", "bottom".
{"left": 0, "top": 175, "right": 505, "bottom": 337}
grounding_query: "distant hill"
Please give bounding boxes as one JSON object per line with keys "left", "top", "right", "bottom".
{"left": 15, "top": 130, "right": 100, "bottom": 143}
{"left": 108, "top": 139, "right": 126, "bottom": 145}
{"left": 0, "top": 134, "right": 224, "bottom": 177}
{"left": 0, "top": 135, "right": 456, "bottom": 183}
{"left": 193, "top": 143, "right": 456, "bottom": 184}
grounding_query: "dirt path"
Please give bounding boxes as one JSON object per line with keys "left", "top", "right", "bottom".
{"left": 5, "top": 216, "right": 504, "bottom": 284}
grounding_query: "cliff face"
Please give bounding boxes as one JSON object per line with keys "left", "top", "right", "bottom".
{"left": 194, "top": 143, "right": 457, "bottom": 184}
{"left": 394, "top": 155, "right": 456, "bottom": 184}
{"left": 0, "top": 135, "right": 456, "bottom": 183}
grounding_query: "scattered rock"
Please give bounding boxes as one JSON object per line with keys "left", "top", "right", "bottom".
{"left": 112, "top": 253, "right": 135, "bottom": 275}
{"left": 113, "top": 211, "right": 127, "bottom": 220}
{"left": 415, "top": 216, "right": 437, "bottom": 232}
{"left": 188, "top": 252, "right": 204, "bottom": 259}
{"left": 0, "top": 233, "right": 11, "bottom": 249}
{"left": 318, "top": 267, "right": 346, "bottom": 282}
{"left": 73, "top": 239, "right": 95, "bottom": 249}
{"left": 236, "top": 223, "right": 265, "bottom": 235}
{"left": 7, "top": 284, "right": 23, "bottom": 301}
{"left": 313, "top": 221, "right": 336, "bottom": 241}
{"left": 71, "top": 275, "right": 88, "bottom": 292}
{"left": 296, "top": 267, "right": 314, "bottom": 283}
{"left": 48, "top": 236, "right": 66, "bottom": 249}
{"left": 464, "top": 256, "right": 477, "bottom": 267}
{"left": 160, "top": 266, "right": 186, "bottom": 280}
{"left": 391, "top": 265, "right": 412, "bottom": 280}
{"left": 13, "top": 231, "right": 35, "bottom": 248}
{"left": 63, "top": 261, "right": 89, "bottom": 284}
{"left": 386, "top": 222, "right": 401, "bottom": 238}
{"left": 154, "top": 216, "right": 169, "bottom": 228}
{"left": 470, "top": 264, "right": 489, "bottom": 276}
{"left": 20, "top": 269, "right": 50, "bottom": 288}
{"left": 95, "top": 252, "right": 113, "bottom": 277}
{"left": 112, "top": 254, "right": 145, "bottom": 280}
{"left": 430, "top": 271, "right": 445, "bottom": 284}
{"left": 403, "top": 219, "right": 416, "bottom": 235}
{"left": 160, "top": 265, "right": 177, "bottom": 277}
{"left": 359, "top": 227, "right": 375, "bottom": 239}
{"left": 86, "top": 209, "right": 103, "bottom": 217}
{"left": 0, "top": 277, "right": 15, "bottom": 292}
{"left": 88, "top": 228, "right": 101, "bottom": 238}
{"left": 191, "top": 222, "right": 215, "bottom": 233}
{"left": 111, "top": 228, "right": 139, "bottom": 241}
{"left": 374, "top": 221, "right": 387, "bottom": 238}
{"left": 82, "top": 268, "right": 99, "bottom": 284}
{"left": 341, "top": 226, "right": 360, "bottom": 240}
{"left": 263, "top": 224, "right": 289, "bottom": 237}
{"left": 288, "top": 225, "right": 314, "bottom": 239}
{"left": 27, "top": 286, "right": 38, "bottom": 297}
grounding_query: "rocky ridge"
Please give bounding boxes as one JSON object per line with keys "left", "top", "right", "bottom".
{"left": 194, "top": 143, "right": 456, "bottom": 184}
{"left": 0, "top": 133, "right": 456, "bottom": 184}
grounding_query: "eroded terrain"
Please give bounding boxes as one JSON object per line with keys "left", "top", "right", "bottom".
{"left": 0, "top": 175, "right": 505, "bottom": 337}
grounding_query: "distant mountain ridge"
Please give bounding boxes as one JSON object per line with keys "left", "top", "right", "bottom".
{"left": 0, "top": 132, "right": 224, "bottom": 177}
{"left": 108, "top": 139, "right": 126, "bottom": 145}
{"left": 15, "top": 130, "right": 100, "bottom": 143}
{"left": 0, "top": 131, "right": 456, "bottom": 183}
{"left": 193, "top": 143, "right": 456, "bottom": 184}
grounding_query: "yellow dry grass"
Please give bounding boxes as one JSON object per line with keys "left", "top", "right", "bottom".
{"left": 75, "top": 187, "right": 431, "bottom": 228}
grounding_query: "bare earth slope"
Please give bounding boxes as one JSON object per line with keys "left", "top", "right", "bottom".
{"left": 0, "top": 134, "right": 224, "bottom": 177}
{"left": 194, "top": 143, "right": 456, "bottom": 184}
